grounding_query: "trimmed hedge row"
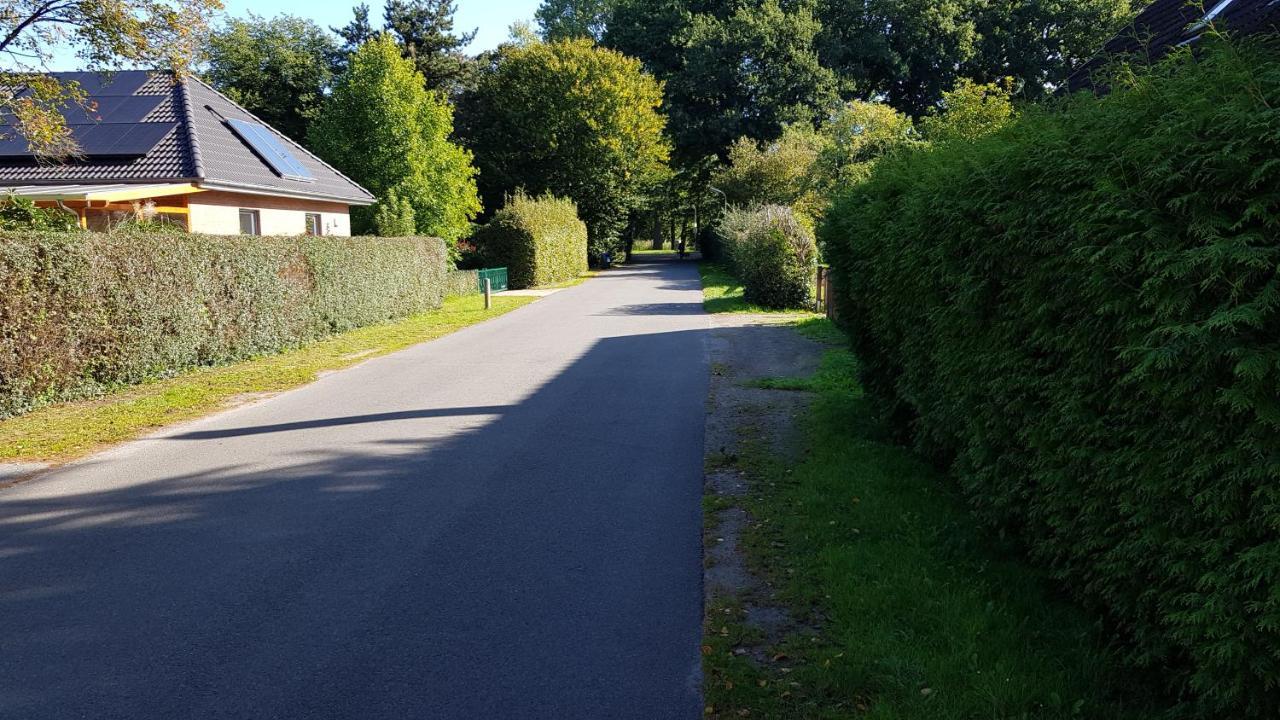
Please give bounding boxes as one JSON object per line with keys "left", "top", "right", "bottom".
{"left": 444, "top": 269, "right": 480, "bottom": 297}
{"left": 470, "top": 192, "right": 587, "bottom": 289}
{"left": 716, "top": 205, "right": 817, "bottom": 309}
{"left": 0, "top": 231, "right": 447, "bottom": 418}
{"left": 820, "top": 37, "right": 1280, "bottom": 718}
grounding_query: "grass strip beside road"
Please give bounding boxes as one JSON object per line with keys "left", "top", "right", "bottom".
{"left": 699, "top": 262, "right": 821, "bottom": 316}
{"left": 0, "top": 294, "right": 536, "bottom": 465}
{"left": 704, "top": 320, "right": 1157, "bottom": 719}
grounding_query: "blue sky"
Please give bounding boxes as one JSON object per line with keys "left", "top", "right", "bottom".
{"left": 42, "top": 0, "right": 543, "bottom": 71}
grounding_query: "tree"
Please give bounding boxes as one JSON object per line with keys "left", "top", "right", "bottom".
{"left": 331, "top": 3, "right": 378, "bottom": 72}
{"left": 372, "top": 188, "right": 417, "bottom": 236}
{"left": 535, "top": 0, "right": 613, "bottom": 41}
{"left": 964, "top": 0, "right": 1134, "bottom": 100}
{"left": 816, "top": 0, "right": 980, "bottom": 116}
{"left": 622, "top": 0, "right": 838, "bottom": 162}
{"left": 711, "top": 125, "right": 826, "bottom": 221}
{"left": 917, "top": 78, "right": 1015, "bottom": 143}
{"left": 456, "top": 38, "right": 670, "bottom": 260}
{"left": 814, "top": 0, "right": 1134, "bottom": 115}
{"left": 0, "top": 0, "right": 222, "bottom": 157}
{"left": 816, "top": 100, "right": 918, "bottom": 185}
{"left": 383, "top": 0, "right": 476, "bottom": 94}
{"left": 310, "top": 36, "right": 481, "bottom": 243}
{"left": 204, "top": 14, "right": 338, "bottom": 145}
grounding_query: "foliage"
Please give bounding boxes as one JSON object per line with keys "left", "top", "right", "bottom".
{"left": 0, "top": 0, "right": 221, "bottom": 157}
{"left": 330, "top": 3, "right": 378, "bottom": 72}
{"left": 470, "top": 192, "right": 588, "bottom": 289}
{"left": 383, "top": 0, "right": 477, "bottom": 94}
{"left": 310, "top": 35, "right": 481, "bottom": 242}
{"left": 716, "top": 205, "right": 816, "bottom": 310}
{"left": 204, "top": 13, "right": 337, "bottom": 145}
{"left": 663, "top": 0, "right": 838, "bottom": 162}
{"left": 0, "top": 196, "right": 78, "bottom": 231}
{"left": 814, "top": 0, "right": 1133, "bottom": 115}
{"left": 712, "top": 125, "right": 826, "bottom": 223}
{"left": 0, "top": 230, "right": 448, "bottom": 420}
{"left": 917, "top": 78, "right": 1016, "bottom": 143}
{"left": 820, "top": 37, "right": 1280, "bottom": 718}
{"left": 536, "top": 0, "right": 613, "bottom": 41}
{"left": 372, "top": 189, "right": 417, "bottom": 237}
{"left": 816, "top": 99, "right": 918, "bottom": 186}
{"left": 456, "top": 38, "right": 669, "bottom": 261}
{"left": 443, "top": 269, "right": 480, "bottom": 297}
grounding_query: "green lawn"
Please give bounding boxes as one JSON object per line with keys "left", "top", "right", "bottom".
{"left": 0, "top": 293, "right": 536, "bottom": 465}
{"left": 704, "top": 319, "right": 1157, "bottom": 719}
{"left": 699, "top": 262, "right": 821, "bottom": 315}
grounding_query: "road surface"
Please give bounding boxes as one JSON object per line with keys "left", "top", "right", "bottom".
{"left": 0, "top": 258, "right": 709, "bottom": 719}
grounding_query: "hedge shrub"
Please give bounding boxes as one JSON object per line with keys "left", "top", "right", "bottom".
{"left": 820, "top": 37, "right": 1280, "bottom": 718}
{"left": 443, "top": 269, "right": 480, "bottom": 297}
{"left": 716, "top": 205, "right": 817, "bottom": 309}
{"left": 470, "top": 192, "right": 588, "bottom": 289}
{"left": 0, "top": 230, "right": 447, "bottom": 418}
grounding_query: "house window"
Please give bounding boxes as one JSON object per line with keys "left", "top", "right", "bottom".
{"left": 238, "top": 209, "right": 260, "bottom": 235}
{"left": 305, "top": 213, "right": 323, "bottom": 236}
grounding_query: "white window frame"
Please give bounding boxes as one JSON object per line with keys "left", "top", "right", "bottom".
{"left": 238, "top": 209, "right": 260, "bottom": 236}
{"left": 305, "top": 212, "right": 323, "bottom": 236}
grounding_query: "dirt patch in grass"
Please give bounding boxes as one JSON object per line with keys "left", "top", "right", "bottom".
{"left": 702, "top": 312, "right": 828, "bottom": 715}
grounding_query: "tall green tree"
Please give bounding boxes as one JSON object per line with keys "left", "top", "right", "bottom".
{"left": 204, "top": 14, "right": 338, "bottom": 145}
{"left": 667, "top": 0, "right": 838, "bottom": 162}
{"left": 456, "top": 38, "right": 670, "bottom": 259}
{"left": 331, "top": 3, "right": 378, "bottom": 72}
{"left": 535, "top": 0, "right": 614, "bottom": 41}
{"left": 712, "top": 125, "right": 827, "bottom": 221}
{"left": 383, "top": 0, "right": 476, "bottom": 94}
{"left": 311, "top": 35, "right": 481, "bottom": 242}
{"left": 814, "top": 0, "right": 1134, "bottom": 114}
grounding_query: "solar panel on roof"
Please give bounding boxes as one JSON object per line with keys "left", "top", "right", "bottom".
{"left": 51, "top": 71, "right": 151, "bottom": 97}
{"left": 0, "top": 122, "right": 175, "bottom": 158}
{"left": 226, "top": 118, "right": 313, "bottom": 182}
{"left": 63, "top": 95, "right": 166, "bottom": 124}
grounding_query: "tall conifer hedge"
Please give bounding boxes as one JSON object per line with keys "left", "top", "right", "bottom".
{"left": 820, "top": 37, "right": 1280, "bottom": 717}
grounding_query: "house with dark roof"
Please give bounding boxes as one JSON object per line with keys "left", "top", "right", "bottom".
{"left": 0, "top": 71, "right": 375, "bottom": 235}
{"left": 1068, "top": 0, "right": 1280, "bottom": 91}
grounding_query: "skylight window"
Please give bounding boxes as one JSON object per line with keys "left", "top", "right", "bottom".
{"left": 226, "top": 118, "right": 313, "bottom": 182}
{"left": 1189, "top": 0, "right": 1237, "bottom": 34}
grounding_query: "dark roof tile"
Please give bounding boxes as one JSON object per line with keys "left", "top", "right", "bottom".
{"left": 0, "top": 71, "right": 373, "bottom": 204}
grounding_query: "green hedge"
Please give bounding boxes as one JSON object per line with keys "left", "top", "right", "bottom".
{"left": 820, "top": 37, "right": 1280, "bottom": 718}
{"left": 470, "top": 192, "right": 587, "bottom": 289}
{"left": 0, "top": 230, "right": 447, "bottom": 419}
{"left": 444, "top": 269, "right": 480, "bottom": 297}
{"left": 716, "top": 205, "right": 817, "bottom": 309}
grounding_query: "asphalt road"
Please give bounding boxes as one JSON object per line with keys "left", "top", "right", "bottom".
{"left": 0, "top": 258, "right": 709, "bottom": 719}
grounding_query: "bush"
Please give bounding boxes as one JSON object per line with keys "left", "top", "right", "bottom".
{"left": 0, "top": 230, "right": 447, "bottom": 418}
{"left": 0, "top": 196, "right": 79, "bottom": 231}
{"left": 819, "top": 36, "right": 1280, "bottom": 718}
{"left": 443, "top": 269, "right": 479, "bottom": 297}
{"left": 470, "top": 192, "right": 587, "bottom": 289}
{"left": 716, "top": 205, "right": 816, "bottom": 309}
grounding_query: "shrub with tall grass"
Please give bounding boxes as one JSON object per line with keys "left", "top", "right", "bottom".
{"left": 716, "top": 205, "right": 817, "bottom": 310}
